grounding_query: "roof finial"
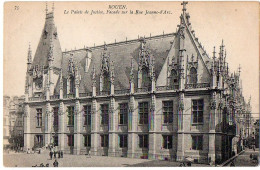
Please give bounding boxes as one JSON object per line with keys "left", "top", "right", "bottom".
{"left": 238, "top": 64, "right": 241, "bottom": 76}
{"left": 213, "top": 46, "right": 216, "bottom": 60}
{"left": 181, "top": 1, "right": 188, "bottom": 13}
{"left": 27, "top": 42, "right": 32, "bottom": 64}
{"left": 45, "top": 2, "right": 48, "bottom": 16}
{"left": 52, "top": 2, "right": 55, "bottom": 12}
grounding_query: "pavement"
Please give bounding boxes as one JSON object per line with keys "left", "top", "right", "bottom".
{"left": 227, "top": 148, "right": 259, "bottom": 167}
{"left": 3, "top": 151, "right": 209, "bottom": 167}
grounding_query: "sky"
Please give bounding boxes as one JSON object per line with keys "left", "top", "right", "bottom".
{"left": 3, "top": 1, "right": 259, "bottom": 117}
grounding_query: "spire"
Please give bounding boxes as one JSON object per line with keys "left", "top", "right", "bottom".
{"left": 238, "top": 64, "right": 241, "bottom": 76}
{"left": 48, "top": 37, "right": 54, "bottom": 62}
{"left": 181, "top": 1, "right": 188, "bottom": 13}
{"left": 32, "top": 2, "right": 62, "bottom": 69}
{"left": 130, "top": 58, "right": 134, "bottom": 82}
{"left": 45, "top": 2, "right": 48, "bottom": 16}
{"left": 27, "top": 43, "right": 32, "bottom": 64}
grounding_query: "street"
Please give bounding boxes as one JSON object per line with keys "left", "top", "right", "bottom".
{"left": 3, "top": 150, "right": 209, "bottom": 167}
{"left": 227, "top": 148, "right": 259, "bottom": 167}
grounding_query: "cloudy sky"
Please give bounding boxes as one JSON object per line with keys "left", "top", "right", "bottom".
{"left": 4, "top": 1, "right": 259, "bottom": 117}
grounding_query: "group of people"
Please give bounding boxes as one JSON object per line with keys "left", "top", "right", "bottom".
{"left": 32, "top": 159, "right": 59, "bottom": 167}
{"left": 49, "top": 150, "right": 63, "bottom": 159}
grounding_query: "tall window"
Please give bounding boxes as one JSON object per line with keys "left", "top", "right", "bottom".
{"left": 170, "top": 69, "right": 178, "bottom": 88}
{"left": 119, "top": 103, "right": 128, "bottom": 125}
{"left": 101, "top": 104, "right": 109, "bottom": 125}
{"left": 139, "top": 102, "right": 148, "bottom": 124}
{"left": 68, "top": 134, "right": 74, "bottom": 147}
{"left": 162, "top": 135, "right": 172, "bottom": 149}
{"left": 36, "top": 108, "right": 42, "bottom": 127}
{"left": 163, "top": 101, "right": 173, "bottom": 124}
{"left": 192, "top": 135, "right": 203, "bottom": 150}
{"left": 67, "top": 106, "right": 74, "bottom": 126}
{"left": 101, "top": 134, "right": 109, "bottom": 147}
{"left": 142, "top": 67, "right": 150, "bottom": 88}
{"left": 192, "top": 99, "right": 204, "bottom": 124}
{"left": 189, "top": 67, "right": 197, "bottom": 84}
{"left": 35, "top": 135, "right": 43, "bottom": 147}
{"left": 119, "top": 134, "right": 128, "bottom": 148}
{"left": 139, "top": 134, "right": 148, "bottom": 148}
{"left": 53, "top": 135, "right": 58, "bottom": 146}
{"left": 84, "top": 105, "right": 91, "bottom": 126}
{"left": 69, "top": 76, "right": 75, "bottom": 94}
{"left": 84, "top": 134, "right": 91, "bottom": 147}
{"left": 53, "top": 107, "right": 59, "bottom": 129}
{"left": 103, "top": 72, "right": 110, "bottom": 92}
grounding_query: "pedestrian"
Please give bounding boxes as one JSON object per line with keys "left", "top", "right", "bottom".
{"left": 230, "top": 161, "right": 235, "bottom": 167}
{"left": 53, "top": 159, "right": 59, "bottom": 167}
{"left": 58, "top": 151, "right": 61, "bottom": 158}
{"left": 46, "top": 163, "right": 49, "bottom": 167}
{"left": 54, "top": 151, "right": 57, "bottom": 158}
{"left": 50, "top": 151, "right": 53, "bottom": 160}
{"left": 61, "top": 150, "right": 63, "bottom": 158}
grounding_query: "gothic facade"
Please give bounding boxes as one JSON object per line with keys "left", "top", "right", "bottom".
{"left": 24, "top": 2, "right": 251, "bottom": 164}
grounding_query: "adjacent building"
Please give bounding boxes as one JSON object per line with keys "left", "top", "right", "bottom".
{"left": 23, "top": 2, "right": 252, "bottom": 164}
{"left": 3, "top": 96, "right": 25, "bottom": 149}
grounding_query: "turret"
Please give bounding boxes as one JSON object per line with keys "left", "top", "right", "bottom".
{"left": 130, "top": 58, "right": 135, "bottom": 94}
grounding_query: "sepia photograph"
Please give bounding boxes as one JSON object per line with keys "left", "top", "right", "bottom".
{"left": 2, "top": 1, "right": 259, "bottom": 167}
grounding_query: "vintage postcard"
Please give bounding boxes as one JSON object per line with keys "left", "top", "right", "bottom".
{"left": 3, "top": 1, "right": 259, "bottom": 167}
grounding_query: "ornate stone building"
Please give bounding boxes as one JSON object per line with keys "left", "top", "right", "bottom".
{"left": 24, "top": 2, "right": 251, "bottom": 164}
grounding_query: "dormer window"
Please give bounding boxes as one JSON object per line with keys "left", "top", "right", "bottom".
{"left": 141, "top": 67, "right": 150, "bottom": 88}
{"left": 69, "top": 76, "right": 75, "bottom": 94}
{"left": 169, "top": 69, "right": 178, "bottom": 89}
{"left": 189, "top": 67, "right": 197, "bottom": 84}
{"left": 103, "top": 72, "right": 110, "bottom": 92}
{"left": 44, "top": 30, "right": 48, "bottom": 39}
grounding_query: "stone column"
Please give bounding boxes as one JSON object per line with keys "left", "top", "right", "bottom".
{"left": 24, "top": 103, "right": 31, "bottom": 150}
{"left": 148, "top": 94, "right": 156, "bottom": 159}
{"left": 208, "top": 91, "right": 217, "bottom": 164}
{"left": 45, "top": 102, "right": 52, "bottom": 146}
{"left": 59, "top": 101, "right": 65, "bottom": 151}
{"left": 75, "top": 100, "right": 81, "bottom": 155}
{"left": 128, "top": 93, "right": 136, "bottom": 158}
{"left": 108, "top": 96, "right": 116, "bottom": 156}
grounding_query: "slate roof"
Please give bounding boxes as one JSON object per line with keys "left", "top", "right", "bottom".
{"left": 32, "top": 12, "right": 62, "bottom": 69}
{"left": 59, "top": 34, "right": 175, "bottom": 93}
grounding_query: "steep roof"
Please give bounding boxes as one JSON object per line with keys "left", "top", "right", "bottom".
{"left": 59, "top": 34, "right": 175, "bottom": 93}
{"left": 32, "top": 12, "right": 62, "bottom": 69}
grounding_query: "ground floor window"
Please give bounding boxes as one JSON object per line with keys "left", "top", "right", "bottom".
{"left": 84, "top": 134, "right": 91, "bottom": 147}
{"left": 139, "top": 134, "right": 148, "bottom": 148}
{"left": 192, "top": 135, "right": 203, "bottom": 150}
{"left": 53, "top": 135, "right": 58, "bottom": 146}
{"left": 119, "top": 134, "right": 128, "bottom": 148}
{"left": 34, "top": 135, "right": 43, "bottom": 148}
{"left": 162, "top": 135, "right": 172, "bottom": 149}
{"left": 101, "top": 134, "right": 109, "bottom": 147}
{"left": 68, "top": 134, "right": 74, "bottom": 147}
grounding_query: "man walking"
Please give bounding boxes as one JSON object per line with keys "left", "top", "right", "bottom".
{"left": 50, "top": 150, "right": 53, "bottom": 160}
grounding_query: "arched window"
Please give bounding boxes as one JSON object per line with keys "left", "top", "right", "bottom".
{"left": 189, "top": 67, "right": 197, "bottom": 84}
{"left": 103, "top": 72, "right": 110, "bottom": 91}
{"left": 141, "top": 67, "right": 150, "bottom": 88}
{"left": 170, "top": 69, "right": 178, "bottom": 88}
{"left": 69, "top": 76, "right": 75, "bottom": 94}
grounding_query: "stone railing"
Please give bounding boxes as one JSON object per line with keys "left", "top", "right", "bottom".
{"left": 50, "top": 95, "right": 60, "bottom": 100}
{"left": 79, "top": 92, "right": 92, "bottom": 97}
{"left": 115, "top": 89, "right": 130, "bottom": 94}
{"left": 98, "top": 91, "right": 110, "bottom": 96}
{"left": 64, "top": 94, "right": 75, "bottom": 99}
{"left": 136, "top": 87, "right": 150, "bottom": 93}
{"left": 185, "top": 83, "right": 210, "bottom": 89}
{"left": 156, "top": 85, "right": 179, "bottom": 91}
{"left": 29, "top": 96, "right": 45, "bottom": 101}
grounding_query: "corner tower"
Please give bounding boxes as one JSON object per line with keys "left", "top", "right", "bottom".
{"left": 28, "top": 3, "right": 62, "bottom": 97}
